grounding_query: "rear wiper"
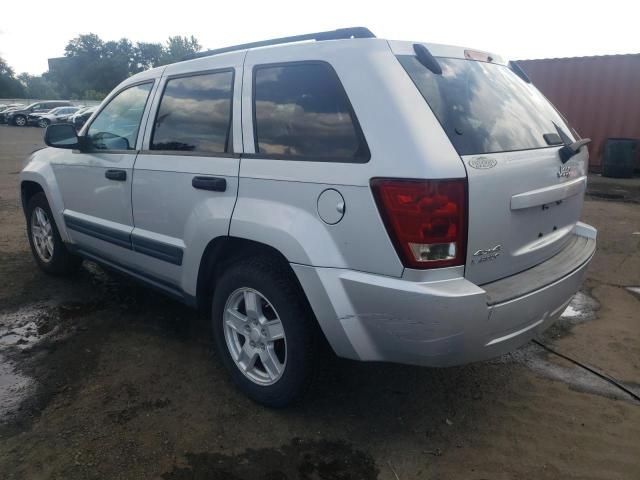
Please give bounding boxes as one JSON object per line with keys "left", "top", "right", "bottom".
{"left": 509, "top": 61, "right": 531, "bottom": 83}
{"left": 413, "top": 44, "right": 442, "bottom": 75}
{"left": 554, "top": 123, "right": 591, "bottom": 163}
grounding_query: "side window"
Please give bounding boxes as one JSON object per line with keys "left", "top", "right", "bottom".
{"left": 151, "top": 70, "right": 233, "bottom": 154}
{"left": 253, "top": 62, "right": 369, "bottom": 162}
{"left": 87, "top": 82, "right": 153, "bottom": 151}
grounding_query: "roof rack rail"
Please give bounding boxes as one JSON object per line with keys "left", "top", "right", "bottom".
{"left": 186, "top": 27, "right": 376, "bottom": 60}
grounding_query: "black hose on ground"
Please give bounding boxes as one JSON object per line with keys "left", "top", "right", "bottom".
{"left": 532, "top": 339, "right": 640, "bottom": 403}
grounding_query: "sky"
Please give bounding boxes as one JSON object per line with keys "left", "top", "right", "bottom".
{"left": 1, "top": 0, "right": 639, "bottom": 75}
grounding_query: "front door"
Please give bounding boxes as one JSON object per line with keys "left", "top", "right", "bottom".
{"left": 52, "top": 81, "right": 156, "bottom": 263}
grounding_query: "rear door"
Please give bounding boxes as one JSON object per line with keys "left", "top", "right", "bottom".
{"left": 396, "top": 46, "right": 588, "bottom": 284}
{"left": 130, "top": 52, "right": 243, "bottom": 288}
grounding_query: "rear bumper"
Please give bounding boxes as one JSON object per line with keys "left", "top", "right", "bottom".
{"left": 293, "top": 222, "right": 596, "bottom": 367}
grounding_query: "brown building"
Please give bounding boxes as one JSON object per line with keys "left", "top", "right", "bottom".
{"left": 518, "top": 54, "right": 640, "bottom": 172}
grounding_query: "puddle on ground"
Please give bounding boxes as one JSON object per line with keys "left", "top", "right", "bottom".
{"left": 503, "top": 291, "right": 639, "bottom": 403}
{"left": 559, "top": 291, "right": 598, "bottom": 322}
{"left": 509, "top": 343, "right": 639, "bottom": 402}
{"left": 161, "top": 438, "right": 378, "bottom": 480}
{"left": 0, "top": 301, "right": 104, "bottom": 422}
{"left": 626, "top": 287, "right": 640, "bottom": 298}
{"left": 0, "top": 354, "right": 34, "bottom": 420}
{"left": 542, "top": 291, "right": 599, "bottom": 341}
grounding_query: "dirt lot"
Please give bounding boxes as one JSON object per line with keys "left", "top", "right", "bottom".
{"left": 1, "top": 124, "right": 639, "bottom": 479}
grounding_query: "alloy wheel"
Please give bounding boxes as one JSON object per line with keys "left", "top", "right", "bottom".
{"left": 223, "top": 287, "right": 287, "bottom": 385}
{"left": 31, "top": 206, "right": 54, "bottom": 263}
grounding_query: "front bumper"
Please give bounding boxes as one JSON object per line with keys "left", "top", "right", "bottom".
{"left": 293, "top": 222, "right": 596, "bottom": 367}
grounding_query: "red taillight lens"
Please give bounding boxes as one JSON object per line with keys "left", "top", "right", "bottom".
{"left": 371, "top": 178, "right": 467, "bottom": 269}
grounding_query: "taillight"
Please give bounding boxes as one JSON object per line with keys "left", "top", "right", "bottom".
{"left": 371, "top": 178, "right": 467, "bottom": 269}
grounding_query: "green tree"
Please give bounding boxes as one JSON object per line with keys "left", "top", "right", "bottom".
{"left": 135, "top": 42, "right": 164, "bottom": 71}
{"left": 0, "top": 56, "right": 26, "bottom": 98}
{"left": 17, "top": 73, "right": 59, "bottom": 99}
{"left": 160, "top": 35, "right": 202, "bottom": 65}
{"left": 64, "top": 33, "right": 104, "bottom": 57}
{"left": 50, "top": 33, "right": 129, "bottom": 98}
{"left": 36, "top": 33, "right": 202, "bottom": 100}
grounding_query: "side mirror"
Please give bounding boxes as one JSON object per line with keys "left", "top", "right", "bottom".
{"left": 44, "top": 123, "right": 80, "bottom": 149}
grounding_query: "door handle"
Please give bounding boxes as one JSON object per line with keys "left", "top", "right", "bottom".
{"left": 105, "top": 169, "right": 127, "bottom": 181}
{"left": 192, "top": 176, "right": 226, "bottom": 192}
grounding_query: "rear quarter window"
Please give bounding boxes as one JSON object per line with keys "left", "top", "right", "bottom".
{"left": 253, "top": 62, "right": 369, "bottom": 162}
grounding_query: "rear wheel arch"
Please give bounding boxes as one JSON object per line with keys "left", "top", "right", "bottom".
{"left": 195, "top": 237, "right": 311, "bottom": 316}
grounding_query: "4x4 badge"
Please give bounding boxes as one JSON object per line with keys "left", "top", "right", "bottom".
{"left": 472, "top": 244, "right": 502, "bottom": 263}
{"left": 468, "top": 157, "right": 497, "bottom": 169}
{"left": 557, "top": 165, "right": 571, "bottom": 178}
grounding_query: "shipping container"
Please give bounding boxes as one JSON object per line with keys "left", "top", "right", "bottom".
{"left": 518, "top": 54, "right": 640, "bottom": 172}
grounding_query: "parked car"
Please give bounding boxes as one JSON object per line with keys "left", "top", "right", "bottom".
{"left": 20, "top": 28, "right": 597, "bottom": 407}
{"left": 7, "top": 100, "right": 72, "bottom": 126}
{"left": 28, "top": 106, "right": 82, "bottom": 128}
{"left": 70, "top": 106, "right": 97, "bottom": 130}
{"left": 52, "top": 105, "right": 83, "bottom": 123}
{"left": 0, "top": 104, "right": 25, "bottom": 124}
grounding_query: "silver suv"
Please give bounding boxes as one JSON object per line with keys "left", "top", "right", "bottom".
{"left": 20, "top": 28, "right": 596, "bottom": 406}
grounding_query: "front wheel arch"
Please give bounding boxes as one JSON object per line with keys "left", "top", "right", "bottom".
{"left": 21, "top": 180, "right": 45, "bottom": 217}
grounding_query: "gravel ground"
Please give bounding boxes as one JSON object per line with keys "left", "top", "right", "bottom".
{"left": 1, "top": 124, "right": 639, "bottom": 479}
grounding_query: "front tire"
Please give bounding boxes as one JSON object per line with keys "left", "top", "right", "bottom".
{"left": 13, "top": 115, "right": 26, "bottom": 126}
{"left": 212, "top": 256, "right": 318, "bottom": 407}
{"left": 26, "top": 192, "right": 82, "bottom": 275}
{"left": 38, "top": 118, "right": 50, "bottom": 128}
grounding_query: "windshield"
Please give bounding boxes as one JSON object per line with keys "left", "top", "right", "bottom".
{"left": 397, "top": 56, "right": 574, "bottom": 156}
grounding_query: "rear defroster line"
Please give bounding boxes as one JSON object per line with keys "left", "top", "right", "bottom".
{"left": 532, "top": 339, "right": 640, "bottom": 403}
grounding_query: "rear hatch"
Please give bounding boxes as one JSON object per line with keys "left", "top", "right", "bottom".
{"left": 395, "top": 43, "right": 588, "bottom": 284}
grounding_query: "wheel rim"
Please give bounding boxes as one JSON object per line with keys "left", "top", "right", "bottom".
{"left": 31, "top": 207, "right": 54, "bottom": 263}
{"left": 223, "top": 288, "right": 287, "bottom": 386}
{"left": 16, "top": 117, "right": 25, "bottom": 126}
{"left": 38, "top": 120, "right": 47, "bottom": 128}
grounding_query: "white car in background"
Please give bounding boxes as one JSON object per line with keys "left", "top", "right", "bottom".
{"left": 28, "top": 106, "right": 82, "bottom": 128}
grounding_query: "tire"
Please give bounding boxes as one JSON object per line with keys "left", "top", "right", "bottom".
{"left": 38, "top": 118, "right": 50, "bottom": 128}
{"left": 13, "top": 115, "right": 27, "bottom": 126}
{"left": 212, "top": 255, "right": 318, "bottom": 407}
{"left": 26, "top": 192, "right": 82, "bottom": 275}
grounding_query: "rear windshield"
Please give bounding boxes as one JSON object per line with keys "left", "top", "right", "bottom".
{"left": 397, "top": 55, "right": 573, "bottom": 156}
